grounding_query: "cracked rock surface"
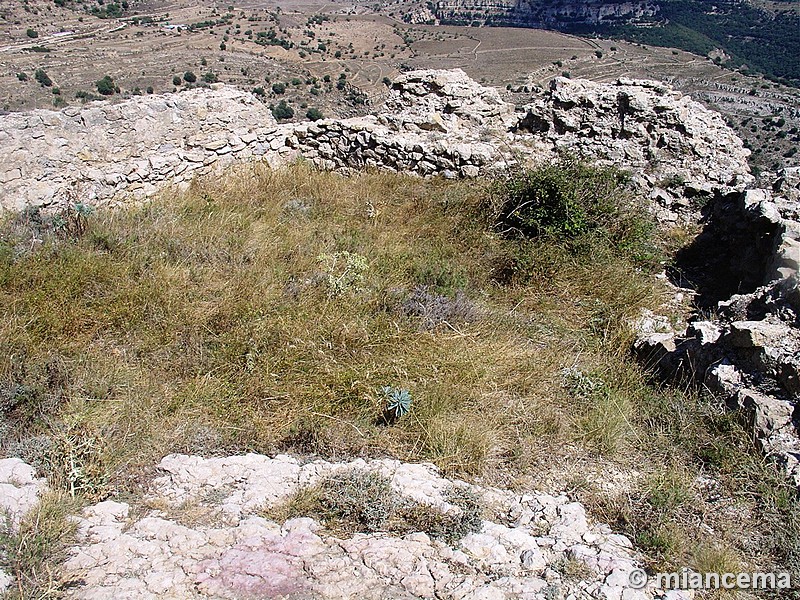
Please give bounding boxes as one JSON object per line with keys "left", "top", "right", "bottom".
{"left": 58, "top": 454, "right": 686, "bottom": 600}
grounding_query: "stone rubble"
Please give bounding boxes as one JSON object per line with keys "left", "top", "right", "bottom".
{"left": 634, "top": 178, "right": 800, "bottom": 485}
{"left": 54, "top": 454, "right": 688, "bottom": 600}
{"left": 0, "top": 69, "right": 753, "bottom": 219}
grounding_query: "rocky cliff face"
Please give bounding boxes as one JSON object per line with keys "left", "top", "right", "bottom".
{"left": 434, "top": 0, "right": 659, "bottom": 28}
{"left": 0, "top": 69, "right": 752, "bottom": 220}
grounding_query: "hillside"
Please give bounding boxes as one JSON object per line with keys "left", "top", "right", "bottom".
{"left": 430, "top": 0, "right": 800, "bottom": 85}
{"left": 0, "top": 69, "right": 799, "bottom": 598}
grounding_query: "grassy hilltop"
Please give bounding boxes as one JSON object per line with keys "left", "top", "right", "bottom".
{"left": 1, "top": 163, "right": 799, "bottom": 596}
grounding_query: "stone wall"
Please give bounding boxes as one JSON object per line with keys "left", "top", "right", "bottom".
{"left": 0, "top": 69, "right": 753, "bottom": 219}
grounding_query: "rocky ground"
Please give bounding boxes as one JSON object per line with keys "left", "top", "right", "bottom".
{"left": 1, "top": 454, "right": 690, "bottom": 599}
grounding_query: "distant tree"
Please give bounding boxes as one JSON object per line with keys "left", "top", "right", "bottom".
{"left": 34, "top": 68, "right": 52, "bottom": 87}
{"left": 252, "top": 86, "right": 266, "bottom": 96}
{"left": 183, "top": 71, "right": 197, "bottom": 83}
{"left": 271, "top": 100, "right": 294, "bottom": 120}
{"left": 202, "top": 71, "right": 218, "bottom": 83}
{"left": 173, "top": 75, "right": 182, "bottom": 86}
{"left": 306, "top": 107, "right": 323, "bottom": 121}
{"left": 96, "top": 75, "right": 116, "bottom": 96}
{"left": 271, "top": 82, "right": 286, "bottom": 94}
{"left": 17, "top": 72, "right": 28, "bottom": 82}
{"left": 26, "top": 28, "right": 38, "bottom": 39}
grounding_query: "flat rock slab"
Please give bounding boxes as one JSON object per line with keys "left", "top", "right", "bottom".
{"left": 58, "top": 454, "right": 684, "bottom": 600}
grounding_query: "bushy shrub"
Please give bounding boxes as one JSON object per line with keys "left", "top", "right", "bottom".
{"left": 96, "top": 75, "right": 115, "bottom": 96}
{"left": 26, "top": 28, "right": 38, "bottom": 39}
{"left": 271, "top": 81, "right": 286, "bottom": 94}
{"left": 491, "top": 158, "right": 656, "bottom": 265}
{"left": 271, "top": 100, "right": 294, "bottom": 121}
{"left": 172, "top": 75, "right": 182, "bottom": 86}
{"left": 34, "top": 68, "right": 52, "bottom": 87}
{"left": 183, "top": 71, "right": 197, "bottom": 83}
{"left": 305, "top": 107, "right": 323, "bottom": 121}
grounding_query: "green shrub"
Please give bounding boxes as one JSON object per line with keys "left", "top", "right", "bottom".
{"left": 305, "top": 107, "right": 323, "bottom": 121}
{"left": 26, "top": 28, "right": 38, "bottom": 39}
{"left": 491, "top": 158, "right": 656, "bottom": 264}
{"left": 34, "top": 68, "right": 52, "bottom": 87}
{"left": 17, "top": 72, "right": 28, "bottom": 82}
{"left": 271, "top": 81, "right": 286, "bottom": 94}
{"left": 172, "top": 75, "right": 182, "bottom": 86}
{"left": 202, "top": 71, "right": 218, "bottom": 84}
{"left": 183, "top": 71, "right": 197, "bottom": 83}
{"left": 271, "top": 100, "right": 294, "bottom": 121}
{"left": 96, "top": 75, "right": 115, "bottom": 96}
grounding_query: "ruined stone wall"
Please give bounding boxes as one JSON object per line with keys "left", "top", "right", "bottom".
{"left": 0, "top": 70, "right": 753, "bottom": 219}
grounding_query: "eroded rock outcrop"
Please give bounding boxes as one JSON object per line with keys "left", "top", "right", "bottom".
{"left": 58, "top": 454, "right": 685, "bottom": 600}
{"left": 0, "top": 69, "right": 753, "bottom": 217}
{"left": 517, "top": 77, "right": 753, "bottom": 220}
{"left": 635, "top": 178, "right": 800, "bottom": 485}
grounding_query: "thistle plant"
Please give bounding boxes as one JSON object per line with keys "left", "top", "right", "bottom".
{"left": 317, "top": 251, "right": 368, "bottom": 297}
{"left": 381, "top": 386, "right": 412, "bottom": 421}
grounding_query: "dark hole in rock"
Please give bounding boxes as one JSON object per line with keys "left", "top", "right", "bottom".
{"left": 667, "top": 192, "right": 782, "bottom": 309}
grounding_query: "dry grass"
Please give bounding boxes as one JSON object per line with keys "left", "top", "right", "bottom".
{"left": 0, "top": 492, "right": 79, "bottom": 599}
{"left": 0, "top": 163, "right": 798, "bottom": 589}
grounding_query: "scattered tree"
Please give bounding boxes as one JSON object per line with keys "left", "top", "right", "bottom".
{"left": 306, "top": 107, "right": 323, "bottom": 121}
{"left": 96, "top": 75, "right": 116, "bottom": 96}
{"left": 34, "top": 68, "right": 52, "bottom": 87}
{"left": 183, "top": 71, "right": 197, "bottom": 83}
{"left": 26, "top": 28, "right": 38, "bottom": 39}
